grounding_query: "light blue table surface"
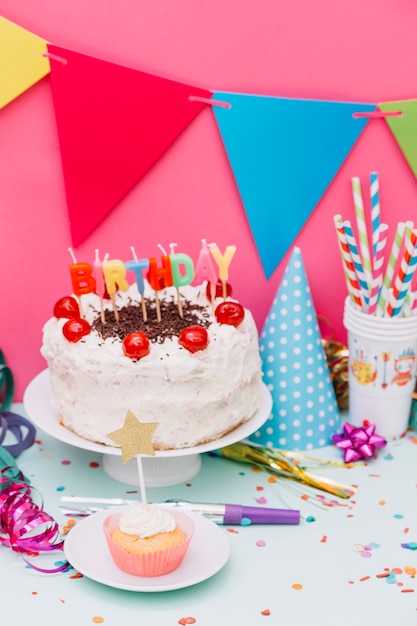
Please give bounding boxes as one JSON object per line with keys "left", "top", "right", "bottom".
{"left": 2, "top": 404, "right": 417, "bottom": 626}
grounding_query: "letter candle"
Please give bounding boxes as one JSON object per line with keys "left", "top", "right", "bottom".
{"left": 169, "top": 244, "right": 196, "bottom": 318}
{"left": 68, "top": 248, "right": 96, "bottom": 318}
{"left": 193, "top": 238, "right": 218, "bottom": 306}
{"left": 125, "top": 247, "right": 149, "bottom": 322}
{"left": 102, "top": 259, "right": 130, "bottom": 322}
{"left": 148, "top": 247, "right": 173, "bottom": 322}
{"left": 93, "top": 249, "right": 108, "bottom": 323}
{"left": 210, "top": 244, "right": 236, "bottom": 300}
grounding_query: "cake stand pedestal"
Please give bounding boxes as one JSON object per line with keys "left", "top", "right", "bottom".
{"left": 102, "top": 453, "right": 202, "bottom": 487}
{"left": 23, "top": 369, "right": 272, "bottom": 488}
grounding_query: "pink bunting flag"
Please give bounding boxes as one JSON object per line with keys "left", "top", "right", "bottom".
{"left": 47, "top": 44, "right": 212, "bottom": 246}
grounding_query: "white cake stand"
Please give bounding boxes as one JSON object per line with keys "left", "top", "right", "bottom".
{"left": 23, "top": 370, "right": 272, "bottom": 488}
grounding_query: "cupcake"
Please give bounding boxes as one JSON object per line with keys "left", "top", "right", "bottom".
{"left": 103, "top": 503, "right": 194, "bottom": 576}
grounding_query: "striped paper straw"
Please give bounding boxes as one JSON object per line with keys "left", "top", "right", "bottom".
{"left": 367, "top": 223, "right": 388, "bottom": 316}
{"left": 402, "top": 291, "right": 414, "bottom": 317}
{"left": 387, "top": 227, "right": 417, "bottom": 317}
{"left": 370, "top": 172, "right": 380, "bottom": 261}
{"left": 376, "top": 221, "right": 407, "bottom": 316}
{"left": 342, "top": 220, "right": 370, "bottom": 308}
{"left": 333, "top": 215, "right": 364, "bottom": 309}
{"left": 352, "top": 176, "right": 373, "bottom": 289}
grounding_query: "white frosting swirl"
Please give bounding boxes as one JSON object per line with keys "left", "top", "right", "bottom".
{"left": 119, "top": 504, "right": 176, "bottom": 538}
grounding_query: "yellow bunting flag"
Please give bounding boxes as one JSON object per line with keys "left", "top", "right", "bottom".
{"left": 0, "top": 17, "right": 50, "bottom": 109}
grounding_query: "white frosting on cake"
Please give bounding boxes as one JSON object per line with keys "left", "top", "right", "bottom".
{"left": 119, "top": 504, "right": 175, "bottom": 538}
{"left": 41, "top": 282, "right": 262, "bottom": 450}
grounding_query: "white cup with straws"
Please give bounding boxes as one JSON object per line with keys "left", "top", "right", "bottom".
{"left": 335, "top": 172, "right": 417, "bottom": 439}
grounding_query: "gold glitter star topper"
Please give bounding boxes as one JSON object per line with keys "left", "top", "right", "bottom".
{"left": 107, "top": 410, "right": 159, "bottom": 463}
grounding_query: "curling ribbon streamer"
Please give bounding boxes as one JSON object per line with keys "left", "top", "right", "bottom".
{"left": 0, "top": 467, "right": 69, "bottom": 573}
{"left": 0, "top": 412, "right": 36, "bottom": 457}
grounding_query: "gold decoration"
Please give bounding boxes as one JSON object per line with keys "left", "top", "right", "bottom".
{"left": 322, "top": 338, "right": 349, "bottom": 411}
{"left": 318, "top": 315, "right": 349, "bottom": 411}
{"left": 218, "top": 442, "right": 355, "bottom": 499}
{"left": 107, "top": 410, "right": 159, "bottom": 463}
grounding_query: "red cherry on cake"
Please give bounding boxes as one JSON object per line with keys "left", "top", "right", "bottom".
{"left": 123, "top": 332, "right": 150, "bottom": 359}
{"left": 62, "top": 318, "right": 91, "bottom": 342}
{"left": 53, "top": 296, "right": 80, "bottom": 319}
{"left": 178, "top": 326, "right": 209, "bottom": 353}
{"left": 205, "top": 280, "right": 232, "bottom": 301}
{"left": 215, "top": 301, "right": 245, "bottom": 327}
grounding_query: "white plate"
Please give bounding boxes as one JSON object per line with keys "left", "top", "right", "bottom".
{"left": 64, "top": 507, "right": 230, "bottom": 592}
{"left": 23, "top": 369, "right": 272, "bottom": 458}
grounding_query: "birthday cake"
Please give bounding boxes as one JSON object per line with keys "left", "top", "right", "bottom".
{"left": 41, "top": 279, "right": 262, "bottom": 450}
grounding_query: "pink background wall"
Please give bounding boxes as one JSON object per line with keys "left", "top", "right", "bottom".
{"left": 1, "top": 0, "right": 417, "bottom": 400}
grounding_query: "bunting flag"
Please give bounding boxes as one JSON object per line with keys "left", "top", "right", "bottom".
{"left": 213, "top": 92, "right": 376, "bottom": 278}
{"left": 47, "top": 44, "right": 213, "bottom": 247}
{"left": 379, "top": 99, "right": 417, "bottom": 179}
{"left": 0, "top": 17, "right": 50, "bottom": 109}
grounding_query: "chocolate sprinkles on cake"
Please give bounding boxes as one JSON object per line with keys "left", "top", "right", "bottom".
{"left": 92, "top": 298, "right": 211, "bottom": 344}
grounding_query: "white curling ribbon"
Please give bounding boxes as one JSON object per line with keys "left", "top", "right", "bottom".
{"left": 119, "top": 504, "right": 176, "bottom": 538}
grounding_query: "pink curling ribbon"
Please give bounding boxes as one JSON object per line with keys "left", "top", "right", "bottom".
{"left": 332, "top": 422, "right": 387, "bottom": 463}
{"left": 0, "top": 467, "right": 69, "bottom": 573}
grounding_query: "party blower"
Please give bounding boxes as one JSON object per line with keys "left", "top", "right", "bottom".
{"left": 60, "top": 496, "right": 300, "bottom": 525}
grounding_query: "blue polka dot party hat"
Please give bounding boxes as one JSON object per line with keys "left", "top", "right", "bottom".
{"left": 250, "top": 247, "right": 340, "bottom": 451}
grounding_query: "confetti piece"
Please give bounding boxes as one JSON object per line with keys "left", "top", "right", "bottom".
{"left": 379, "top": 500, "right": 386, "bottom": 505}
{"left": 89, "top": 462, "right": 100, "bottom": 468}
{"left": 405, "top": 566, "right": 417, "bottom": 576}
{"left": 267, "top": 476, "right": 277, "bottom": 483}
{"left": 403, "top": 528, "right": 410, "bottom": 534}
{"left": 31, "top": 591, "right": 38, "bottom": 595}
{"left": 178, "top": 618, "right": 196, "bottom": 625}
{"left": 376, "top": 572, "right": 390, "bottom": 578}
{"left": 353, "top": 544, "right": 365, "bottom": 552}
{"left": 256, "top": 540, "right": 266, "bottom": 547}
{"left": 306, "top": 516, "right": 315, "bottom": 523}
{"left": 408, "top": 542, "right": 417, "bottom": 550}
{"left": 92, "top": 618, "right": 104, "bottom": 624}
{"left": 56, "top": 486, "right": 65, "bottom": 492}
{"left": 361, "top": 551, "right": 372, "bottom": 558}
{"left": 240, "top": 518, "right": 252, "bottom": 526}
{"left": 360, "top": 576, "right": 370, "bottom": 582}
{"left": 394, "top": 514, "right": 404, "bottom": 519}
{"left": 70, "top": 572, "right": 83, "bottom": 579}
{"left": 292, "top": 583, "right": 303, "bottom": 590}
{"left": 392, "top": 568, "right": 403, "bottom": 574}
{"left": 256, "top": 486, "right": 264, "bottom": 491}
{"left": 401, "top": 588, "right": 415, "bottom": 593}
{"left": 261, "top": 609, "right": 271, "bottom": 615}
{"left": 226, "top": 528, "right": 239, "bottom": 534}
{"left": 320, "top": 536, "right": 327, "bottom": 543}
{"left": 61, "top": 460, "right": 71, "bottom": 465}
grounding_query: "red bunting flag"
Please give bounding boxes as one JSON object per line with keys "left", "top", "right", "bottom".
{"left": 47, "top": 44, "right": 212, "bottom": 246}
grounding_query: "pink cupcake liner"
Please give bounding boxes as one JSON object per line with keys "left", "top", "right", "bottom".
{"left": 103, "top": 509, "right": 195, "bottom": 577}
